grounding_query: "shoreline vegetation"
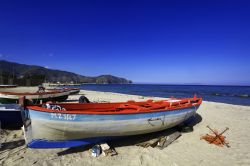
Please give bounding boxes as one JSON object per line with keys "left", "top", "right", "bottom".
{"left": 0, "top": 60, "right": 132, "bottom": 86}
{"left": 1, "top": 90, "right": 250, "bottom": 166}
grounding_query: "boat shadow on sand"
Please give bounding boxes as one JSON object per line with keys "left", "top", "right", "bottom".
{"left": 57, "top": 113, "right": 202, "bottom": 156}
{"left": 0, "top": 124, "right": 23, "bottom": 130}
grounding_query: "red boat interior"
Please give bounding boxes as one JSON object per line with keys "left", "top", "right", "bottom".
{"left": 27, "top": 97, "right": 202, "bottom": 115}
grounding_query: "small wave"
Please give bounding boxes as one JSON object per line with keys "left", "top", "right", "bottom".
{"left": 212, "top": 93, "right": 222, "bottom": 96}
{"left": 211, "top": 93, "right": 250, "bottom": 98}
{"left": 237, "top": 94, "right": 249, "bottom": 98}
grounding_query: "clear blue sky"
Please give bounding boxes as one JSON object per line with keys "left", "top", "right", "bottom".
{"left": 0, "top": 0, "right": 250, "bottom": 85}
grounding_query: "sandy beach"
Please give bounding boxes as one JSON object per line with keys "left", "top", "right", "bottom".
{"left": 1, "top": 90, "right": 250, "bottom": 166}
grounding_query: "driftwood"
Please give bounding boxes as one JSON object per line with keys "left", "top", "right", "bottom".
{"left": 156, "top": 131, "right": 181, "bottom": 149}
{"left": 136, "top": 137, "right": 161, "bottom": 148}
{"left": 136, "top": 130, "right": 182, "bottom": 149}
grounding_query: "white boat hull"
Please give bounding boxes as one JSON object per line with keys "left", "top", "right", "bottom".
{"left": 23, "top": 106, "right": 198, "bottom": 148}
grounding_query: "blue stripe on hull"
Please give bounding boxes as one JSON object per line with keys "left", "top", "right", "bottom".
{"left": 28, "top": 136, "right": 121, "bottom": 148}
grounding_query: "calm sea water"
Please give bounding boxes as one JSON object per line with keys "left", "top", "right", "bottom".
{"left": 76, "top": 84, "right": 250, "bottom": 106}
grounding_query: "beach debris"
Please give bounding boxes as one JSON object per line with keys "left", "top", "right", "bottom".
{"left": 100, "top": 143, "right": 110, "bottom": 156}
{"left": 100, "top": 143, "right": 117, "bottom": 156}
{"left": 91, "top": 144, "right": 101, "bottom": 157}
{"left": 90, "top": 143, "right": 117, "bottom": 157}
{"left": 200, "top": 125, "right": 230, "bottom": 147}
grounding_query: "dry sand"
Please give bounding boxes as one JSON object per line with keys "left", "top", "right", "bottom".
{"left": 1, "top": 90, "right": 250, "bottom": 166}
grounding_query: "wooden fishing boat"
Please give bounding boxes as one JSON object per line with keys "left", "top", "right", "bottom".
{"left": 0, "top": 104, "right": 22, "bottom": 128}
{"left": 0, "top": 87, "right": 70, "bottom": 104}
{"left": 47, "top": 87, "right": 80, "bottom": 95}
{"left": 66, "top": 88, "right": 80, "bottom": 95}
{"left": 22, "top": 96, "right": 202, "bottom": 148}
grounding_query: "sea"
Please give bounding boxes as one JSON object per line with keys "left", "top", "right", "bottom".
{"left": 77, "top": 84, "right": 250, "bottom": 106}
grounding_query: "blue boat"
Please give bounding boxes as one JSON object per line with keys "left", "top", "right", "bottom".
{"left": 0, "top": 104, "right": 22, "bottom": 128}
{"left": 22, "top": 96, "right": 202, "bottom": 148}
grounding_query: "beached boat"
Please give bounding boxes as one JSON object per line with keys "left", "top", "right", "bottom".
{"left": 0, "top": 87, "right": 71, "bottom": 127}
{"left": 0, "top": 87, "right": 70, "bottom": 104}
{"left": 22, "top": 96, "right": 202, "bottom": 148}
{"left": 0, "top": 104, "right": 22, "bottom": 128}
{"left": 47, "top": 87, "right": 80, "bottom": 95}
{"left": 67, "top": 88, "right": 80, "bottom": 95}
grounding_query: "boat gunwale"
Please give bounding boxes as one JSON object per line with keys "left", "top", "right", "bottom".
{"left": 26, "top": 98, "right": 202, "bottom": 115}
{"left": 0, "top": 89, "right": 70, "bottom": 96}
{"left": 47, "top": 88, "right": 80, "bottom": 91}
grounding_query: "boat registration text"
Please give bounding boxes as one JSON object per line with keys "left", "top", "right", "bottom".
{"left": 50, "top": 113, "right": 76, "bottom": 121}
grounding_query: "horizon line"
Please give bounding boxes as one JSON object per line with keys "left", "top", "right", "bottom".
{"left": 131, "top": 82, "right": 250, "bottom": 87}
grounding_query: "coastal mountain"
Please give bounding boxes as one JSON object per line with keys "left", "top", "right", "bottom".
{"left": 0, "top": 60, "right": 132, "bottom": 85}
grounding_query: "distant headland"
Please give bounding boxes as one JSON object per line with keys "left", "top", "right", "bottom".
{"left": 0, "top": 60, "right": 132, "bottom": 86}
